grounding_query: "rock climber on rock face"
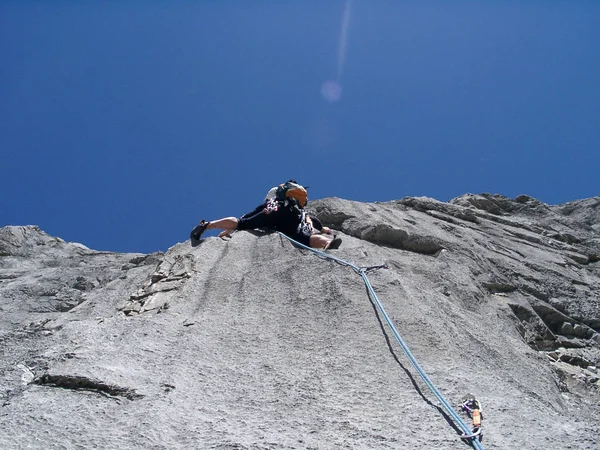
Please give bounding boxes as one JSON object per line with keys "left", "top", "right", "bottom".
{"left": 190, "top": 180, "right": 342, "bottom": 250}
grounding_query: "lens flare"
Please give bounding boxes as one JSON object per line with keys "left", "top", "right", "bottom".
{"left": 321, "top": 0, "right": 352, "bottom": 103}
{"left": 321, "top": 81, "right": 342, "bottom": 103}
{"left": 336, "top": 0, "right": 352, "bottom": 82}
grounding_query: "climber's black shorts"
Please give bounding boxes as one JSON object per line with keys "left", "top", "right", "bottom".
{"left": 289, "top": 227, "right": 312, "bottom": 247}
{"left": 237, "top": 200, "right": 305, "bottom": 245}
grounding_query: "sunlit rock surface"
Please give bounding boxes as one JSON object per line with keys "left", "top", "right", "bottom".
{"left": 1, "top": 194, "right": 599, "bottom": 449}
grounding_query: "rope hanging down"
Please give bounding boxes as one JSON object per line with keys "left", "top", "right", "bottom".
{"left": 277, "top": 232, "right": 485, "bottom": 450}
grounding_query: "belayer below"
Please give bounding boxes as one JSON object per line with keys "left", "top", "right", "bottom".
{"left": 190, "top": 180, "right": 342, "bottom": 250}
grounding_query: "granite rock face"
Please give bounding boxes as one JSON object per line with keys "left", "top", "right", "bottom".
{"left": 1, "top": 194, "right": 599, "bottom": 449}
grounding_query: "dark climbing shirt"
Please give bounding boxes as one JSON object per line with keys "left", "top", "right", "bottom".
{"left": 237, "top": 199, "right": 303, "bottom": 237}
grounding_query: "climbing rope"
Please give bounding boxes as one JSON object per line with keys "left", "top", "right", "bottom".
{"left": 277, "top": 232, "right": 485, "bottom": 450}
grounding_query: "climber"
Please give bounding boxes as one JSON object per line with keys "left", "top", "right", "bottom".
{"left": 190, "top": 201, "right": 341, "bottom": 250}
{"left": 190, "top": 181, "right": 341, "bottom": 250}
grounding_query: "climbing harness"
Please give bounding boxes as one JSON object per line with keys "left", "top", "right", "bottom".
{"left": 276, "top": 231, "right": 485, "bottom": 450}
{"left": 460, "top": 396, "right": 483, "bottom": 442}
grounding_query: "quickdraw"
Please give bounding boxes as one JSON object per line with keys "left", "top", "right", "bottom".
{"left": 361, "top": 263, "right": 389, "bottom": 272}
{"left": 460, "top": 395, "right": 483, "bottom": 442}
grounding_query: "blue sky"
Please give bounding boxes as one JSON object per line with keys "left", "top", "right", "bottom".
{"left": 2, "top": 1, "right": 599, "bottom": 253}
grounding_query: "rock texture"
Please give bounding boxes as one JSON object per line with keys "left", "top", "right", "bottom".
{"left": 1, "top": 194, "right": 599, "bottom": 449}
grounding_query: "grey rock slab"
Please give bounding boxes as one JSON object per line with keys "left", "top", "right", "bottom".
{"left": 1, "top": 194, "right": 600, "bottom": 449}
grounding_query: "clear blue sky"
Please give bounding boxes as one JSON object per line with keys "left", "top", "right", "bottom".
{"left": 2, "top": 1, "right": 599, "bottom": 253}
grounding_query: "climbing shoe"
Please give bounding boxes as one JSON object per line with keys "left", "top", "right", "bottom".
{"left": 327, "top": 236, "right": 342, "bottom": 250}
{"left": 190, "top": 220, "right": 209, "bottom": 241}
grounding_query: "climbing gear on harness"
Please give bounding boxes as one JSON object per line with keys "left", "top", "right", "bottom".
{"left": 264, "top": 198, "right": 279, "bottom": 214}
{"left": 296, "top": 210, "right": 312, "bottom": 235}
{"left": 190, "top": 220, "right": 209, "bottom": 241}
{"left": 275, "top": 231, "right": 485, "bottom": 450}
{"left": 460, "top": 394, "right": 483, "bottom": 442}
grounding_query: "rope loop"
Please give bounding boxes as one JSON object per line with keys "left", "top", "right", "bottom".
{"left": 275, "top": 232, "right": 485, "bottom": 450}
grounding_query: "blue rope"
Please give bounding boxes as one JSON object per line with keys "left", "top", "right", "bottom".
{"left": 277, "top": 232, "right": 485, "bottom": 450}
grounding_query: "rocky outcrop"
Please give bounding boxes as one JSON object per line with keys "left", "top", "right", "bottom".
{"left": 1, "top": 194, "right": 599, "bottom": 449}
{"left": 121, "top": 254, "right": 195, "bottom": 315}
